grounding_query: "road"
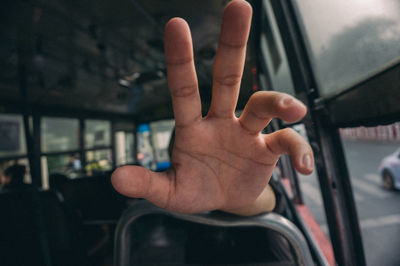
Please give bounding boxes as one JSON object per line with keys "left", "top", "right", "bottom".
{"left": 298, "top": 140, "right": 400, "bottom": 266}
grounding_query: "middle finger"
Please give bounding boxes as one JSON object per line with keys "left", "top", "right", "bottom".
{"left": 207, "top": 0, "right": 252, "bottom": 118}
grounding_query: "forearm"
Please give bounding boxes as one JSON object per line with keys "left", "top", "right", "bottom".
{"left": 221, "top": 184, "right": 276, "bottom": 216}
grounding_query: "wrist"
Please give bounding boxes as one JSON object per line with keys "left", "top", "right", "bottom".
{"left": 220, "top": 184, "right": 276, "bottom": 216}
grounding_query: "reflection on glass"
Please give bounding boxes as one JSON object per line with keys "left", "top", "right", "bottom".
{"left": 85, "top": 120, "right": 111, "bottom": 149}
{"left": 85, "top": 149, "right": 112, "bottom": 175}
{"left": 260, "top": 0, "right": 295, "bottom": 95}
{"left": 41, "top": 117, "right": 79, "bottom": 152}
{"left": 125, "top": 132, "right": 135, "bottom": 164}
{"left": 340, "top": 121, "right": 400, "bottom": 265}
{"left": 115, "top": 131, "right": 135, "bottom": 166}
{"left": 137, "top": 124, "right": 156, "bottom": 170}
{"left": 44, "top": 153, "right": 82, "bottom": 179}
{"left": 0, "top": 114, "right": 27, "bottom": 158}
{"left": 295, "top": 0, "right": 400, "bottom": 95}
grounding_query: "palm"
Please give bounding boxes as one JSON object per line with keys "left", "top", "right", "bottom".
{"left": 112, "top": 0, "right": 313, "bottom": 214}
{"left": 169, "top": 119, "right": 276, "bottom": 213}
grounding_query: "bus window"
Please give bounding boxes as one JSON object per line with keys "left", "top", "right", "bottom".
{"left": 0, "top": 114, "right": 31, "bottom": 184}
{"left": 0, "top": 114, "right": 27, "bottom": 158}
{"left": 115, "top": 131, "right": 135, "bottom": 166}
{"left": 41, "top": 117, "right": 82, "bottom": 183}
{"left": 258, "top": 1, "right": 332, "bottom": 255}
{"left": 340, "top": 122, "right": 400, "bottom": 266}
{"left": 41, "top": 117, "right": 79, "bottom": 153}
{"left": 114, "top": 121, "right": 136, "bottom": 166}
{"left": 150, "top": 120, "right": 175, "bottom": 171}
{"left": 284, "top": 1, "right": 400, "bottom": 264}
{"left": 44, "top": 153, "right": 82, "bottom": 180}
{"left": 85, "top": 120, "right": 111, "bottom": 149}
{"left": 125, "top": 132, "right": 135, "bottom": 164}
{"left": 85, "top": 149, "right": 112, "bottom": 174}
{"left": 84, "top": 120, "right": 113, "bottom": 174}
{"left": 294, "top": 0, "right": 400, "bottom": 96}
{"left": 137, "top": 124, "right": 156, "bottom": 170}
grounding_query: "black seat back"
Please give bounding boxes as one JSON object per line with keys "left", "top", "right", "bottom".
{"left": 50, "top": 173, "right": 124, "bottom": 221}
{"left": 114, "top": 200, "right": 314, "bottom": 266}
{"left": 0, "top": 188, "right": 86, "bottom": 266}
{"left": 39, "top": 190, "right": 86, "bottom": 266}
{"left": 0, "top": 188, "right": 48, "bottom": 266}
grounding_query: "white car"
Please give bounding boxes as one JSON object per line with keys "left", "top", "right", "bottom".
{"left": 379, "top": 148, "right": 400, "bottom": 190}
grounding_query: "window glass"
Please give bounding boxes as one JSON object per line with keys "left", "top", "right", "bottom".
{"left": 85, "top": 149, "right": 112, "bottom": 175}
{"left": 260, "top": 0, "right": 295, "bottom": 95}
{"left": 115, "top": 131, "right": 135, "bottom": 166}
{"left": 340, "top": 121, "right": 400, "bottom": 265}
{"left": 0, "top": 114, "right": 27, "bottom": 157}
{"left": 43, "top": 153, "right": 82, "bottom": 180}
{"left": 295, "top": 0, "right": 400, "bottom": 95}
{"left": 41, "top": 117, "right": 79, "bottom": 153}
{"left": 137, "top": 124, "right": 156, "bottom": 170}
{"left": 85, "top": 120, "right": 111, "bottom": 149}
{"left": 150, "top": 120, "right": 175, "bottom": 170}
{"left": 125, "top": 132, "right": 135, "bottom": 164}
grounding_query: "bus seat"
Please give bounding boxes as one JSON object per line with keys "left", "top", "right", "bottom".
{"left": 54, "top": 173, "right": 124, "bottom": 222}
{"left": 114, "top": 200, "right": 314, "bottom": 266}
{"left": 0, "top": 188, "right": 87, "bottom": 266}
{"left": 39, "top": 190, "right": 87, "bottom": 266}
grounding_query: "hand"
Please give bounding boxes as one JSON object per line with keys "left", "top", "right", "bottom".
{"left": 111, "top": 0, "right": 313, "bottom": 214}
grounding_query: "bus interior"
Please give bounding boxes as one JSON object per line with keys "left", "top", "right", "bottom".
{"left": 1, "top": 0, "right": 400, "bottom": 265}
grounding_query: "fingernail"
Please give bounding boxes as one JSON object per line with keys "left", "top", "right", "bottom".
{"left": 302, "top": 154, "right": 312, "bottom": 170}
{"left": 281, "top": 97, "right": 293, "bottom": 107}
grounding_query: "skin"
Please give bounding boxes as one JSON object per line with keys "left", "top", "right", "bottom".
{"left": 111, "top": 0, "right": 314, "bottom": 214}
{"left": 0, "top": 174, "right": 11, "bottom": 187}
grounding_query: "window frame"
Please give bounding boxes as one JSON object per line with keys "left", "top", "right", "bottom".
{"left": 31, "top": 110, "right": 136, "bottom": 184}
{"left": 256, "top": 0, "right": 367, "bottom": 265}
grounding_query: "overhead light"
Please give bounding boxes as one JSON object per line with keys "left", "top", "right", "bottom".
{"left": 118, "top": 72, "right": 141, "bottom": 87}
{"left": 118, "top": 79, "right": 131, "bottom": 87}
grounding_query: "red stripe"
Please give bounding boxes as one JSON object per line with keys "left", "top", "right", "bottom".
{"left": 280, "top": 177, "right": 335, "bottom": 265}
{"left": 297, "top": 204, "right": 336, "bottom": 266}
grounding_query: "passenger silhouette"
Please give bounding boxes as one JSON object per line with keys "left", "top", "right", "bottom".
{"left": 0, "top": 164, "right": 30, "bottom": 191}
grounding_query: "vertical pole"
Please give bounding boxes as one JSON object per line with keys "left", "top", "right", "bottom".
{"left": 79, "top": 119, "right": 86, "bottom": 173}
{"left": 111, "top": 121, "right": 117, "bottom": 169}
{"left": 133, "top": 121, "right": 138, "bottom": 164}
{"left": 32, "top": 113, "right": 42, "bottom": 187}
{"left": 17, "top": 5, "right": 52, "bottom": 265}
{"left": 18, "top": 37, "right": 42, "bottom": 187}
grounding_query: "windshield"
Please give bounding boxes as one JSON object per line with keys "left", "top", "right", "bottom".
{"left": 294, "top": 0, "right": 400, "bottom": 96}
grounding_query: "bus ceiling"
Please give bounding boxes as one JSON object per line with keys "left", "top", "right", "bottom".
{"left": 2, "top": 0, "right": 398, "bottom": 125}
{"left": 0, "top": 0, "right": 254, "bottom": 122}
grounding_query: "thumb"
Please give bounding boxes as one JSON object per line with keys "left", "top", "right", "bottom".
{"left": 111, "top": 165, "right": 172, "bottom": 208}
